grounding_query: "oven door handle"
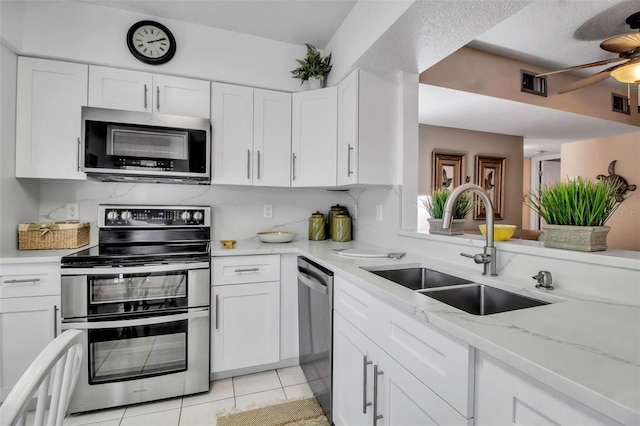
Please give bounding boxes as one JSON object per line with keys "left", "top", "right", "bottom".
{"left": 61, "top": 308, "right": 209, "bottom": 330}
{"left": 62, "top": 262, "right": 210, "bottom": 276}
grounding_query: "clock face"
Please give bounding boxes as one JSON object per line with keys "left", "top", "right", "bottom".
{"left": 127, "top": 21, "right": 176, "bottom": 65}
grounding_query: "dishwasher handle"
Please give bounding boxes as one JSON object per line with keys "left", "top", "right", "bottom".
{"left": 298, "top": 266, "right": 328, "bottom": 295}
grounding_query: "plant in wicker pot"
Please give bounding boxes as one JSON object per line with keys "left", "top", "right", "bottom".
{"left": 422, "top": 188, "right": 474, "bottom": 235}
{"left": 290, "top": 43, "right": 332, "bottom": 89}
{"left": 525, "top": 177, "right": 622, "bottom": 252}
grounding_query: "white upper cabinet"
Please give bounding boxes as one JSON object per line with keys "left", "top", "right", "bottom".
{"left": 89, "top": 65, "right": 210, "bottom": 118}
{"left": 337, "top": 69, "right": 398, "bottom": 186}
{"left": 211, "top": 84, "right": 292, "bottom": 187}
{"left": 16, "top": 57, "right": 87, "bottom": 180}
{"left": 291, "top": 86, "right": 338, "bottom": 187}
{"left": 253, "top": 89, "right": 292, "bottom": 187}
{"left": 211, "top": 82, "right": 254, "bottom": 185}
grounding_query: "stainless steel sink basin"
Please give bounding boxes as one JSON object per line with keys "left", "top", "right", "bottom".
{"left": 420, "top": 284, "right": 549, "bottom": 315}
{"left": 365, "top": 267, "right": 473, "bottom": 290}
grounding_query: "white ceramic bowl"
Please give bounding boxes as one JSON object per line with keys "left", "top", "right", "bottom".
{"left": 256, "top": 231, "right": 296, "bottom": 243}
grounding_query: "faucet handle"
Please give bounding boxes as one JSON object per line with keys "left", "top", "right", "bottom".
{"left": 532, "top": 271, "right": 553, "bottom": 289}
{"left": 461, "top": 252, "right": 491, "bottom": 264}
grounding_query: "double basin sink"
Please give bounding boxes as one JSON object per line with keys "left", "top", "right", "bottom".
{"left": 364, "top": 266, "right": 549, "bottom": 315}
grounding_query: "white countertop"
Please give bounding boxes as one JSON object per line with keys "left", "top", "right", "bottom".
{"left": 2, "top": 239, "right": 638, "bottom": 423}
{"left": 212, "top": 238, "right": 640, "bottom": 425}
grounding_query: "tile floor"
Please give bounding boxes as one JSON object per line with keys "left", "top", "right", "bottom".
{"left": 63, "top": 366, "right": 314, "bottom": 426}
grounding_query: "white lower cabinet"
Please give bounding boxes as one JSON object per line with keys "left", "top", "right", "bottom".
{"left": 475, "top": 352, "right": 622, "bottom": 426}
{"left": 333, "top": 313, "right": 469, "bottom": 426}
{"left": 211, "top": 255, "right": 281, "bottom": 374}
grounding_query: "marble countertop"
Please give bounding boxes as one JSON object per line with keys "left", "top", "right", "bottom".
{"left": 2, "top": 239, "right": 638, "bottom": 423}
{"left": 213, "top": 238, "right": 640, "bottom": 425}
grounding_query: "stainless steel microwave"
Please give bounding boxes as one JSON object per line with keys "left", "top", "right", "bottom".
{"left": 81, "top": 107, "right": 211, "bottom": 184}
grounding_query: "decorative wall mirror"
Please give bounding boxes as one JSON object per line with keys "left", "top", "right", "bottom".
{"left": 475, "top": 155, "right": 505, "bottom": 220}
{"left": 432, "top": 151, "right": 465, "bottom": 192}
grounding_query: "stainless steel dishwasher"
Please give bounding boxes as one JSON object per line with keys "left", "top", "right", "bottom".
{"left": 298, "top": 256, "right": 333, "bottom": 423}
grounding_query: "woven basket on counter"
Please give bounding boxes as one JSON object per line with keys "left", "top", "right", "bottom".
{"left": 18, "top": 221, "right": 90, "bottom": 250}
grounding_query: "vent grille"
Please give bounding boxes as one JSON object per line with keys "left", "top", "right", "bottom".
{"left": 521, "top": 70, "right": 547, "bottom": 97}
{"left": 612, "top": 93, "right": 630, "bottom": 115}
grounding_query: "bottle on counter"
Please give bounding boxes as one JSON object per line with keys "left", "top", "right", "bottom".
{"left": 331, "top": 213, "right": 352, "bottom": 242}
{"left": 308, "top": 211, "right": 326, "bottom": 241}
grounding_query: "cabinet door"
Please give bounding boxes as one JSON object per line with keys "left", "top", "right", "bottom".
{"left": 253, "top": 89, "right": 292, "bottom": 187}
{"left": 337, "top": 69, "right": 359, "bottom": 186}
{"left": 291, "top": 86, "right": 337, "bottom": 187}
{"left": 153, "top": 74, "right": 210, "bottom": 118}
{"left": 476, "top": 353, "right": 621, "bottom": 426}
{"left": 16, "top": 57, "right": 87, "bottom": 180}
{"left": 332, "top": 313, "right": 373, "bottom": 426}
{"left": 377, "top": 350, "right": 469, "bottom": 426}
{"left": 211, "top": 82, "right": 254, "bottom": 185}
{"left": 88, "top": 65, "right": 152, "bottom": 112}
{"left": 211, "top": 281, "right": 280, "bottom": 373}
{"left": 0, "top": 295, "right": 60, "bottom": 401}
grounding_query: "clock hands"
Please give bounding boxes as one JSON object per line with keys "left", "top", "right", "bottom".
{"left": 147, "top": 37, "right": 167, "bottom": 44}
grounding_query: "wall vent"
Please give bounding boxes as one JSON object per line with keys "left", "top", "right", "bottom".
{"left": 521, "top": 70, "right": 547, "bottom": 97}
{"left": 611, "top": 93, "right": 630, "bottom": 115}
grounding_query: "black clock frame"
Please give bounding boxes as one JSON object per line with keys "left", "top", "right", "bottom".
{"left": 126, "top": 20, "right": 176, "bottom": 65}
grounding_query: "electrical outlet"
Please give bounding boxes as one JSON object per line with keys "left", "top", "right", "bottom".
{"left": 375, "top": 204, "right": 383, "bottom": 221}
{"left": 66, "top": 203, "right": 80, "bottom": 221}
{"left": 263, "top": 204, "right": 273, "bottom": 219}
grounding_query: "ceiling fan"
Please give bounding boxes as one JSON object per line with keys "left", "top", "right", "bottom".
{"left": 537, "top": 11, "right": 640, "bottom": 94}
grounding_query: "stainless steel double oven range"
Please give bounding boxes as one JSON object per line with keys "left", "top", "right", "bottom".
{"left": 61, "top": 205, "right": 211, "bottom": 413}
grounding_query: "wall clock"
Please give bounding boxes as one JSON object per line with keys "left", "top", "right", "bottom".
{"left": 126, "top": 20, "right": 176, "bottom": 65}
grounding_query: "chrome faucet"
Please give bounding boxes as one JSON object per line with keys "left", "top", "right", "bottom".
{"left": 442, "top": 183, "right": 497, "bottom": 276}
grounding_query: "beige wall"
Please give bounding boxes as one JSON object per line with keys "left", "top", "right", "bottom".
{"left": 421, "top": 47, "right": 639, "bottom": 127}
{"left": 419, "top": 124, "right": 523, "bottom": 230}
{"left": 522, "top": 157, "right": 531, "bottom": 229}
{"left": 561, "top": 132, "right": 640, "bottom": 251}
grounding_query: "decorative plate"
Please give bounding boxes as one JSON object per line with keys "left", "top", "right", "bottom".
{"left": 256, "top": 231, "right": 296, "bottom": 243}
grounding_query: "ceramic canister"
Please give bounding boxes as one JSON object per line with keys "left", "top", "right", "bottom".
{"left": 327, "top": 204, "right": 349, "bottom": 236}
{"left": 331, "top": 213, "right": 352, "bottom": 242}
{"left": 308, "top": 212, "right": 326, "bottom": 241}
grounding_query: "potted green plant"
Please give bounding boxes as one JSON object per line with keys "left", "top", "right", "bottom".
{"left": 290, "top": 43, "right": 332, "bottom": 89}
{"left": 525, "top": 177, "right": 622, "bottom": 251}
{"left": 422, "top": 188, "right": 474, "bottom": 235}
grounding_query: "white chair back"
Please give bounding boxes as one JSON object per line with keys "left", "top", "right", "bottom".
{"left": 0, "top": 329, "right": 84, "bottom": 426}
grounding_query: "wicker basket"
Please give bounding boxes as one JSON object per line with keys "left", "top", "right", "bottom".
{"left": 18, "top": 221, "right": 90, "bottom": 250}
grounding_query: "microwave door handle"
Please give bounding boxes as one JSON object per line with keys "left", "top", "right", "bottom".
{"left": 61, "top": 308, "right": 209, "bottom": 330}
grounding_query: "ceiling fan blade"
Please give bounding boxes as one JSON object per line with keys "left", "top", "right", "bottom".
{"left": 557, "top": 67, "right": 615, "bottom": 94}
{"left": 536, "top": 57, "right": 629, "bottom": 77}
{"left": 600, "top": 33, "right": 640, "bottom": 53}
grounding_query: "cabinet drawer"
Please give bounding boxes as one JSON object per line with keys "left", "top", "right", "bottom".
{"left": 0, "top": 263, "right": 61, "bottom": 298}
{"left": 334, "top": 275, "right": 379, "bottom": 340}
{"left": 374, "top": 301, "right": 474, "bottom": 418}
{"left": 212, "top": 255, "right": 280, "bottom": 285}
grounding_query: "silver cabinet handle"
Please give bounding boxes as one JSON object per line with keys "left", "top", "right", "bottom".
{"left": 247, "top": 150, "right": 251, "bottom": 180}
{"left": 77, "top": 136, "right": 83, "bottom": 172}
{"left": 53, "top": 305, "right": 58, "bottom": 337}
{"left": 144, "top": 84, "right": 148, "bottom": 110}
{"left": 234, "top": 268, "right": 260, "bottom": 273}
{"left": 292, "top": 153, "right": 297, "bottom": 181}
{"left": 3, "top": 278, "right": 41, "bottom": 284}
{"left": 156, "top": 86, "right": 160, "bottom": 111}
{"left": 257, "top": 150, "right": 261, "bottom": 180}
{"left": 373, "top": 364, "right": 383, "bottom": 426}
{"left": 362, "top": 355, "right": 372, "bottom": 414}
{"left": 347, "top": 144, "right": 354, "bottom": 176}
{"left": 215, "top": 295, "right": 220, "bottom": 330}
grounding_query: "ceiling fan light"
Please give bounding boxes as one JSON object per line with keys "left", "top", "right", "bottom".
{"left": 610, "top": 63, "right": 640, "bottom": 84}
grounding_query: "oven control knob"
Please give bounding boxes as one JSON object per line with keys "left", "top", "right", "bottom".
{"left": 106, "top": 211, "right": 119, "bottom": 221}
{"left": 181, "top": 211, "right": 192, "bottom": 222}
{"left": 121, "top": 211, "right": 132, "bottom": 221}
{"left": 193, "top": 211, "right": 204, "bottom": 223}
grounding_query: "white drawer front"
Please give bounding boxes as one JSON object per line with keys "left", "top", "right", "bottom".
{"left": 374, "top": 302, "right": 474, "bottom": 418}
{"left": 333, "top": 275, "right": 377, "bottom": 338}
{"left": 0, "top": 263, "right": 61, "bottom": 298}
{"left": 212, "top": 255, "right": 280, "bottom": 285}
